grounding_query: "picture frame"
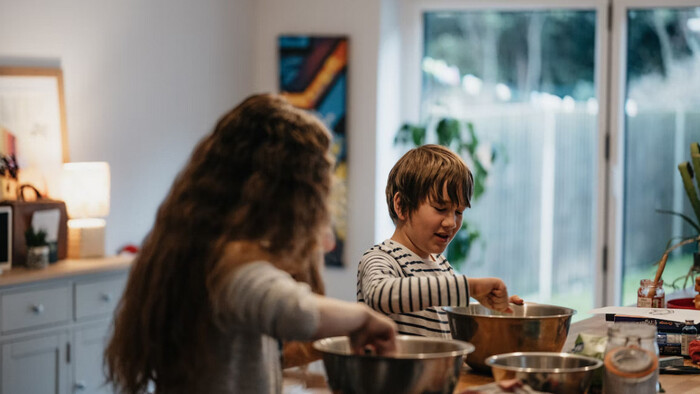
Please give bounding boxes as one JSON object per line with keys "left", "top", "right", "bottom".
{"left": 0, "top": 67, "right": 70, "bottom": 199}
{"left": 278, "top": 35, "right": 348, "bottom": 267}
{"left": 0, "top": 205, "right": 11, "bottom": 272}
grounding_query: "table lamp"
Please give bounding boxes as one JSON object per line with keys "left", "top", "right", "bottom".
{"left": 60, "top": 162, "right": 110, "bottom": 258}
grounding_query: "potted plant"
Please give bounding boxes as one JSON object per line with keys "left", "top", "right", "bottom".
{"left": 25, "top": 227, "right": 49, "bottom": 269}
{"left": 656, "top": 142, "right": 700, "bottom": 290}
{"left": 395, "top": 117, "right": 499, "bottom": 271}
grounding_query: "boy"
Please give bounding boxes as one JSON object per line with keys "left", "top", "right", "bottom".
{"left": 357, "top": 144, "right": 522, "bottom": 338}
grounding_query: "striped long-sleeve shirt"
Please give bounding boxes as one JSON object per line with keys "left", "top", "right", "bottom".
{"left": 357, "top": 239, "right": 470, "bottom": 338}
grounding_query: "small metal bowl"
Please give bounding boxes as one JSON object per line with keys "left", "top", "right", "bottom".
{"left": 445, "top": 303, "right": 575, "bottom": 372}
{"left": 313, "top": 335, "right": 474, "bottom": 394}
{"left": 486, "top": 352, "right": 603, "bottom": 394}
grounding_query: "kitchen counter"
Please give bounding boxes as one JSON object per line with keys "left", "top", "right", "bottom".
{"left": 454, "top": 314, "right": 700, "bottom": 393}
{"left": 285, "top": 314, "right": 700, "bottom": 393}
{"left": 0, "top": 255, "right": 133, "bottom": 288}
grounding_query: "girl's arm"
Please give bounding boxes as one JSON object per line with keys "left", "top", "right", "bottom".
{"left": 225, "top": 261, "right": 396, "bottom": 354}
{"left": 313, "top": 296, "right": 397, "bottom": 355}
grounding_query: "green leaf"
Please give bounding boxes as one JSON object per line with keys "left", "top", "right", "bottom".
{"left": 25, "top": 228, "right": 48, "bottom": 247}
{"left": 656, "top": 209, "right": 700, "bottom": 234}
{"left": 411, "top": 125, "right": 426, "bottom": 146}
{"left": 473, "top": 176, "right": 485, "bottom": 201}
{"left": 678, "top": 162, "right": 700, "bottom": 224}
{"left": 395, "top": 123, "right": 427, "bottom": 147}
{"left": 467, "top": 122, "right": 479, "bottom": 145}
{"left": 446, "top": 222, "right": 481, "bottom": 271}
{"left": 436, "top": 118, "right": 461, "bottom": 148}
{"left": 691, "top": 142, "right": 700, "bottom": 203}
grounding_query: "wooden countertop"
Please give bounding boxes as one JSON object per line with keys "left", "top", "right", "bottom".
{"left": 0, "top": 255, "right": 133, "bottom": 288}
{"left": 454, "top": 314, "right": 700, "bottom": 393}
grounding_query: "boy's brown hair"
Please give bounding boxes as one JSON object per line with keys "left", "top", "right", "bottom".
{"left": 386, "top": 144, "right": 473, "bottom": 223}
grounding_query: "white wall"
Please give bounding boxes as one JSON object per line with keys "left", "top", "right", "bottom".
{"left": 0, "top": 0, "right": 254, "bottom": 254}
{"left": 376, "top": 0, "right": 404, "bottom": 244}
{"left": 1, "top": 0, "right": 398, "bottom": 302}
{"left": 252, "top": 0, "right": 384, "bottom": 301}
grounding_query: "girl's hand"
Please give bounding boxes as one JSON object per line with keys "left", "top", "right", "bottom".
{"left": 349, "top": 306, "right": 397, "bottom": 356}
{"left": 314, "top": 297, "right": 397, "bottom": 355}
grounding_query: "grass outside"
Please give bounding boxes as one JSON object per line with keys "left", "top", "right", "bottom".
{"left": 515, "top": 255, "right": 696, "bottom": 324}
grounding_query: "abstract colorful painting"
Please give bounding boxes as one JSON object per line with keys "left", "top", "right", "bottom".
{"left": 279, "top": 35, "right": 348, "bottom": 267}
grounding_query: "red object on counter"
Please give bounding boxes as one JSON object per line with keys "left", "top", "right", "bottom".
{"left": 667, "top": 297, "right": 697, "bottom": 310}
{"left": 118, "top": 244, "right": 140, "bottom": 255}
{"left": 690, "top": 340, "right": 700, "bottom": 364}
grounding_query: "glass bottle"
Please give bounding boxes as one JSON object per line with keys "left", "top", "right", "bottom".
{"left": 681, "top": 320, "right": 698, "bottom": 358}
{"left": 604, "top": 323, "right": 659, "bottom": 394}
{"left": 637, "top": 279, "right": 665, "bottom": 308}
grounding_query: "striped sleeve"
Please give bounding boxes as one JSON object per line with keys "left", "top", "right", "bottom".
{"left": 358, "top": 250, "right": 470, "bottom": 314}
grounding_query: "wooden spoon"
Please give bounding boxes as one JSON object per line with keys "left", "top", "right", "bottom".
{"left": 648, "top": 252, "right": 669, "bottom": 299}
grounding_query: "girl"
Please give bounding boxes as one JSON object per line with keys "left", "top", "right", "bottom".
{"left": 105, "top": 94, "right": 396, "bottom": 393}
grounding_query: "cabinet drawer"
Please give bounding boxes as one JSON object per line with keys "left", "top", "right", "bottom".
{"left": 75, "top": 276, "right": 126, "bottom": 320}
{"left": 1, "top": 285, "right": 72, "bottom": 332}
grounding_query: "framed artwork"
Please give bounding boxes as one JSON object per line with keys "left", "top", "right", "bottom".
{"left": 0, "top": 205, "right": 11, "bottom": 272}
{"left": 0, "top": 67, "right": 69, "bottom": 199}
{"left": 279, "top": 35, "right": 348, "bottom": 267}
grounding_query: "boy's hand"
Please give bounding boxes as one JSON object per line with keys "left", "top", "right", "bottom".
{"left": 509, "top": 295, "right": 524, "bottom": 305}
{"left": 469, "top": 278, "right": 514, "bottom": 313}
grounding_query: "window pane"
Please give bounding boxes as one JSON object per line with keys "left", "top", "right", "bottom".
{"left": 422, "top": 10, "right": 598, "bottom": 318}
{"left": 622, "top": 7, "right": 700, "bottom": 306}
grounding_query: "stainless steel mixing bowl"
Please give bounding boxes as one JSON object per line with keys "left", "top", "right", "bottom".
{"left": 486, "top": 352, "right": 603, "bottom": 394}
{"left": 312, "top": 335, "right": 474, "bottom": 394}
{"left": 445, "top": 303, "right": 575, "bottom": 373}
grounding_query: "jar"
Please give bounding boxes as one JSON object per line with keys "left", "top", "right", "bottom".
{"left": 681, "top": 319, "right": 698, "bottom": 358}
{"left": 637, "top": 279, "right": 665, "bottom": 308}
{"left": 26, "top": 245, "right": 49, "bottom": 270}
{"left": 604, "top": 323, "right": 659, "bottom": 394}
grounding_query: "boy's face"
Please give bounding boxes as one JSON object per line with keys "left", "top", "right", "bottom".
{"left": 393, "top": 188, "right": 466, "bottom": 259}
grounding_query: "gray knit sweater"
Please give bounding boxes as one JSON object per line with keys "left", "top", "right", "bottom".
{"left": 196, "top": 261, "right": 320, "bottom": 393}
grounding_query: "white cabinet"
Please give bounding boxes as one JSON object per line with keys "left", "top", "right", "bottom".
{"left": 2, "top": 332, "right": 69, "bottom": 394}
{"left": 74, "top": 277, "right": 124, "bottom": 321}
{"left": 1, "top": 285, "right": 71, "bottom": 332}
{"left": 0, "top": 258, "right": 130, "bottom": 394}
{"left": 73, "top": 323, "right": 111, "bottom": 394}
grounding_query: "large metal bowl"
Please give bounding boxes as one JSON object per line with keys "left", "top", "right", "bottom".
{"left": 312, "top": 335, "right": 474, "bottom": 394}
{"left": 486, "top": 352, "right": 603, "bottom": 394}
{"left": 445, "top": 303, "right": 575, "bottom": 373}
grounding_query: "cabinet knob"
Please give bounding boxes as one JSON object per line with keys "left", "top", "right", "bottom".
{"left": 100, "top": 293, "right": 113, "bottom": 302}
{"left": 74, "top": 381, "right": 87, "bottom": 391}
{"left": 31, "top": 304, "right": 45, "bottom": 314}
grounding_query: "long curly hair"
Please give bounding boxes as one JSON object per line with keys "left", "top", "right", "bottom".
{"left": 104, "top": 94, "right": 334, "bottom": 393}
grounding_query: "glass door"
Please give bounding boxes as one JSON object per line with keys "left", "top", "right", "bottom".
{"left": 612, "top": 0, "right": 700, "bottom": 306}
{"left": 407, "top": 1, "right": 610, "bottom": 319}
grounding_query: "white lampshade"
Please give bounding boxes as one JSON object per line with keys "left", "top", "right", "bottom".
{"left": 61, "top": 162, "right": 110, "bottom": 219}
